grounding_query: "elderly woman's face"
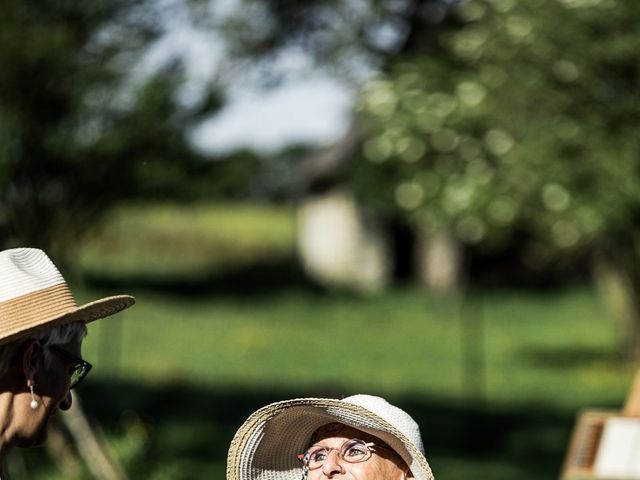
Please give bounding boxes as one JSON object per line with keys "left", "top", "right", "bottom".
{"left": 17, "top": 339, "right": 82, "bottom": 447}
{"left": 305, "top": 424, "right": 413, "bottom": 480}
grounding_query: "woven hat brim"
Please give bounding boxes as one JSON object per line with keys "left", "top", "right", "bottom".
{"left": 0, "top": 294, "right": 135, "bottom": 345}
{"left": 226, "top": 398, "right": 434, "bottom": 480}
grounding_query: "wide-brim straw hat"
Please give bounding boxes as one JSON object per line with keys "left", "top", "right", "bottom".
{"left": 227, "top": 394, "right": 435, "bottom": 480}
{"left": 0, "top": 247, "right": 135, "bottom": 345}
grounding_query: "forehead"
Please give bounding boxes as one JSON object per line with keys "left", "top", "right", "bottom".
{"left": 311, "top": 423, "right": 381, "bottom": 445}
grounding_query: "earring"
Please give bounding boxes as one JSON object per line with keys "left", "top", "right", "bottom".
{"left": 29, "top": 383, "right": 39, "bottom": 409}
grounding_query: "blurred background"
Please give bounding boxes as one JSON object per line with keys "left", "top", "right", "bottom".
{"left": 1, "top": 0, "right": 640, "bottom": 478}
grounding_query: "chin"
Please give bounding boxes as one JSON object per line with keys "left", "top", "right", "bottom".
{"left": 18, "top": 418, "right": 52, "bottom": 448}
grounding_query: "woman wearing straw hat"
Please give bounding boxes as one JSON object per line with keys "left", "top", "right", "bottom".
{"left": 0, "top": 247, "right": 134, "bottom": 471}
{"left": 227, "top": 394, "right": 435, "bottom": 480}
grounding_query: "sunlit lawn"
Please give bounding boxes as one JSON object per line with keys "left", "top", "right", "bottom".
{"left": 80, "top": 285, "right": 629, "bottom": 409}
{"left": 22, "top": 202, "right": 637, "bottom": 480}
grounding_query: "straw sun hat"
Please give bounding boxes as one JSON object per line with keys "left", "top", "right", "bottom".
{"left": 0, "top": 247, "right": 135, "bottom": 345}
{"left": 227, "top": 394, "right": 435, "bottom": 480}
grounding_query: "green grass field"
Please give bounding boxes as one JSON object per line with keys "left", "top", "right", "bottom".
{"left": 16, "top": 203, "right": 637, "bottom": 480}
{"left": 80, "top": 285, "right": 627, "bottom": 408}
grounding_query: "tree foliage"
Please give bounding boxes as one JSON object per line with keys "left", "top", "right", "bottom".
{"left": 353, "top": 0, "right": 640, "bottom": 255}
{"left": 349, "top": 0, "right": 640, "bottom": 352}
{"left": 0, "top": 0, "right": 227, "bottom": 262}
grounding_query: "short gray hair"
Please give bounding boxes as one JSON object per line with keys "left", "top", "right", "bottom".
{"left": 0, "top": 321, "right": 88, "bottom": 376}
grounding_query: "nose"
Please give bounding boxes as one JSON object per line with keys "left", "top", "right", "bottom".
{"left": 321, "top": 450, "right": 344, "bottom": 478}
{"left": 59, "top": 390, "right": 73, "bottom": 411}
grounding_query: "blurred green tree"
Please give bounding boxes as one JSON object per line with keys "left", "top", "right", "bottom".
{"left": 0, "top": 0, "right": 231, "bottom": 264}
{"left": 353, "top": 0, "right": 640, "bottom": 355}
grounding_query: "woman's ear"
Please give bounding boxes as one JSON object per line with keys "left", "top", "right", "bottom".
{"left": 20, "top": 340, "right": 42, "bottom": 383}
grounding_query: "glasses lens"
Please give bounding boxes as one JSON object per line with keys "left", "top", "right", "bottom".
{"left": 341, "top": 440, "right": 371, "bottom": 463}
{"left": 306, "top": 447, "right": 328, "bottom": 470}
{"left": 303, "top": 440, "right": 372, "bottom": 470}
{"left": 69, "top": 365, "right": 86, "bottom": 389}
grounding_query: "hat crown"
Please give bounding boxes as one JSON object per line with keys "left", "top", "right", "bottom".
{"left": 0, "top": 248, "right": 66, "bottom": 302}
{"left": 342, "top": 394, "right": 425, "bottom": 454}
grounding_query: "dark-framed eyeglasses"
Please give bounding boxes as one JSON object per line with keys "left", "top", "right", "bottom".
{"left": 297, "top": 438, "right": 380, "bottom": 471}
{"left": 49, "top": 345, "right": 93, "bottom": 389}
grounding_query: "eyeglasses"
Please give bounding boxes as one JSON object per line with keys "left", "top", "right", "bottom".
{"left": 49, "top": 345, "right": 93, "bottom": 389}
{"left": 297, "top": 438, "right": 381, "bottom": 471}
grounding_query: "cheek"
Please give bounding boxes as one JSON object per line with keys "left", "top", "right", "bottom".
{"left": 360, "top": 457, "right": 407, "bottom": 480}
